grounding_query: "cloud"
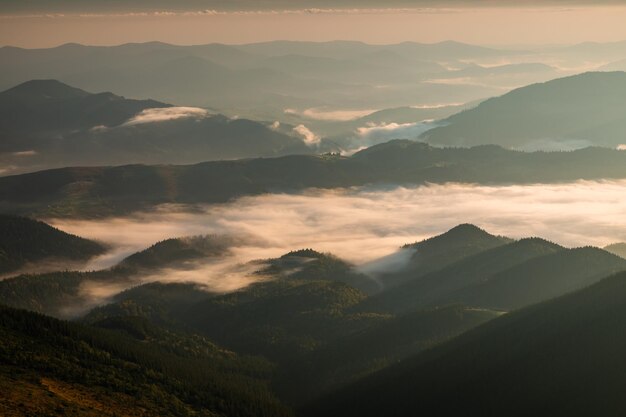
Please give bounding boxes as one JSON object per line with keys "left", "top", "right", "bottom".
{"left": 293, "top": 124, "right": 321, "bottom": 146}
{"left": 122, "top": 106, "right": 208, "bottom": 126}
{"left": 50, "top": 178, "right": 626, "bottom": 267}
{"left": 410, "top": 103, "right": 464, "bottom": 109}
{"left": 350, "top": 121, "right": 436, "bottom": 151}
{"left": 11, "top": 150, "right": 37, "bottom": 157}
{"left": 286, "top": 107, "right": 377, "bottom": 121}
{"left": 514, "top": 138, "right": 596, "bottom": 152}
{"left": 39, "top": 178, "right": 626, "bottom": 313}
{"left": 0, "top": 165, "right": 18, "bottom": 175}
{"left": 0, "top": 7, "right": 474, "bottom": 20}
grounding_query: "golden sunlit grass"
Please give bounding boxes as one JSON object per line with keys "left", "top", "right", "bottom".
{"left": 0, "top": 374, "right": 156, "bottom": 417}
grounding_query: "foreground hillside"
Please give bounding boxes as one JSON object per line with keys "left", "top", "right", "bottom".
{"left": 0, "top": 306, "right": 290, "bottom": 417}
{"left": 2, "top": 140, "right": 626, "bottom": 217}
{"left": 3, "top": 216, "right": 626, "bottom": 415}
{"left": 306, "top": 270, "right": 626, "bottom": 417}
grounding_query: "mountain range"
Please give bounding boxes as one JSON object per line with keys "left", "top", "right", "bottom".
{"left": 2, "top": 140, "right": 626, "bottom": 217}
{"left": 306, "top": 270, "right": 626, "bottom": 417}
{"left": 8, "top": 70, "right": 626, "bottom": 177}
{"left": 4, "top": 38, "right": 626, "bottom": 417}
{"left": 0, "top": 79, "right": 311, "bottom": 174}
{"left": 0, "top": 40, "right": 543, "bottom": 118}
{"left": 2, "top": 213, "right": 626, "bottom": 415}
{"left": 422, "top": 71, "right": 626, "bottom": 150}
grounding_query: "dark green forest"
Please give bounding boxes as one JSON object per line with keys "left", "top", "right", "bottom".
{"left": 3, "top": 215, "right": 626, "bottom": 415}
{"left": 3, "top": 140, "right": 626, "bottom": 217}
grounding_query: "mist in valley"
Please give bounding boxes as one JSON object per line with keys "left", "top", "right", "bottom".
{"left": 42, "top": 180, "right": 626, "bottom": 297}
{"left": 5, "top": 3, "right": 626, "bottom": 416}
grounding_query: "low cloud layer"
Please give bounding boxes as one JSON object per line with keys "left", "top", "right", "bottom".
{"left": 354, "top": 120, "right": 436, "bottom": 147}
{"left": 31, "top": 179, "right": 626, "bottom": 315}
{"left": 293, "top": 124, "right": 321, "bottom": 146}
{"left": 514, "top": 138, "right": 596, "bottom": 152}
{"left": 52, "top": 179, "right": 626, "bottom": 268}
{"left": 122, "top": 106, "right": 208, "bottom": 126}
{"left": 286, "top": 107, "right": 376, "bottom": 121}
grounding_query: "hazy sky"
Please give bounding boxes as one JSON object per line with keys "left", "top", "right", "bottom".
{"left": 3, "top": 2, "right": 626, "bottom": 47}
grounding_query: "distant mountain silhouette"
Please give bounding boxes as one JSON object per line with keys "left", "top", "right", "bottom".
{"left": 0, "top": 80, "right": 311, "bottom": 173}
{"left": 604, "top": 242, "right": 626, "bottom": 258}
{"left": 3, "top": 140, "right": 626, "bottom": 217}
{"left": 422, "top": 72, "right": 626, "bottom": 150}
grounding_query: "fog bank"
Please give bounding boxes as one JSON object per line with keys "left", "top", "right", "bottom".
{"left": 38, "top": 179, "right": 626, "bottom": 310}
{"left": 51, "top": 179, "right": 626, "bottom": 266}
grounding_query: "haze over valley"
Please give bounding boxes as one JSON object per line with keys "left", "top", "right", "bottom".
{"left": 3, "top": 2, "right": 626, "bottom": 416}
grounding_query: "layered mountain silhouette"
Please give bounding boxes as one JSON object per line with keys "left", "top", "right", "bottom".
{"left": 2, "top": 140, "right": 626, "bottom": 217}
{"left": 0, "top": 79, "right": 169, "bottom": 140}
{"left": 605, "top": 242, "right": 626, "bottom": 258}
{"left": 305, "top": 270, "right": 626, "bottom": 417}
{"left": 0, "top": 41, "right": 520, "bottom": 115}
{"left": 0, "top": 80, "right": 311, "bottom": 174}
{"left": 2, "top": 216, "right": 626, "bottom": 415}
{"left": 364, "top": 237, "right": 626, "bottom": 313}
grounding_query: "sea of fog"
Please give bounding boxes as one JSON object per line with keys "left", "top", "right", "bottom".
{"left": 47, "top": 180, "right": 626, "bottom": 289}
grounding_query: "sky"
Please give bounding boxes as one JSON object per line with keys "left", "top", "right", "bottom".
{"left": 3, "top": 2, "right": 626, "bottom": 47}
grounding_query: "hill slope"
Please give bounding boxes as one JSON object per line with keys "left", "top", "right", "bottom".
{"left": 422, "top": 72, "right": 626, "bottom": 150}
{"left": 378, "top": 224, "right": 512, "bottom": 288}
{"left": 0, "top": 80, "right": 310, "bottom": 174}
{"left": 3, "top": 141, "right": 626, "bottom": 217}
{"left": 0, "top": 305, "right": 291, "bottom": 417}
{"left": 0, "top": 214, "right": 105, "bottom": 274}
{"left": 275, "top": 305, "right": 499, "bottom": 405}
{"left": 0, "top": 79, "right": 168, "bottom": 139}
{"left": 363, "top": 239, "right": 626, "bottom": 314}
{"left": 605, "top": 242, "right": 626, "bottom": 258}
{"left": 305, "top": 270, "right": 626, "bottom": 417}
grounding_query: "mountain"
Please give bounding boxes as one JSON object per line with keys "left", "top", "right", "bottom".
{"left": 118, "top": 235, "right": 234, "bottom": 271}
{"left": 449, "top": 246, "right": 626, "bottom": 310}
{"left": 82, "top": 277, "right": 385, "bottom": 361}
{"left": 82, "top": 277, "right": 499, "bottom": 407}
{"left": 304, "top": 270, "right": 626, "bottom": 417}
{"left": 0, "top": 305, "right": 291, "bottom": 417}
{"left": 259, "top": 249, "right": 380, "bottom": 294}
{"left": 605, "top": 242, "right": 626, "bottom": 258}
{"left": 0, "top": 234, "right": 238, "bottom": 318}
{"left": 0, "top": 79, "right": 311, "bottom": 174}
{"left": 84, "top": 282, "right": 215, "bottom": 326}
{"left": 3, "top": 141, "right": 626, "bottom": 217}
{"left": 275, "top": 305, "right": 499, "bottom": 406}
{"left": 387, "top": 224, "right": 512, "bottom": 285}
{"left": 362, "top": 237, "right": 626, "bottom": 314}
{"left": 362, "top": 237, "right": 563, "bottom": 312}
{"left": 0, "top": 269, "right": 130, "bottom": 318}
{"left": 422, "top": 72, "right": 626, "bottom": 150}
{"left": 0, "top": 41, "right": 521, "bottom": 121}
{"left": 179, "top": 278, "right": 377, "bottom": 360}
{"left": 0, "top": 79, "right": 168, "bottom": 142}
{"left": 0, "top": 214, "right": 105, "bottom": 275}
